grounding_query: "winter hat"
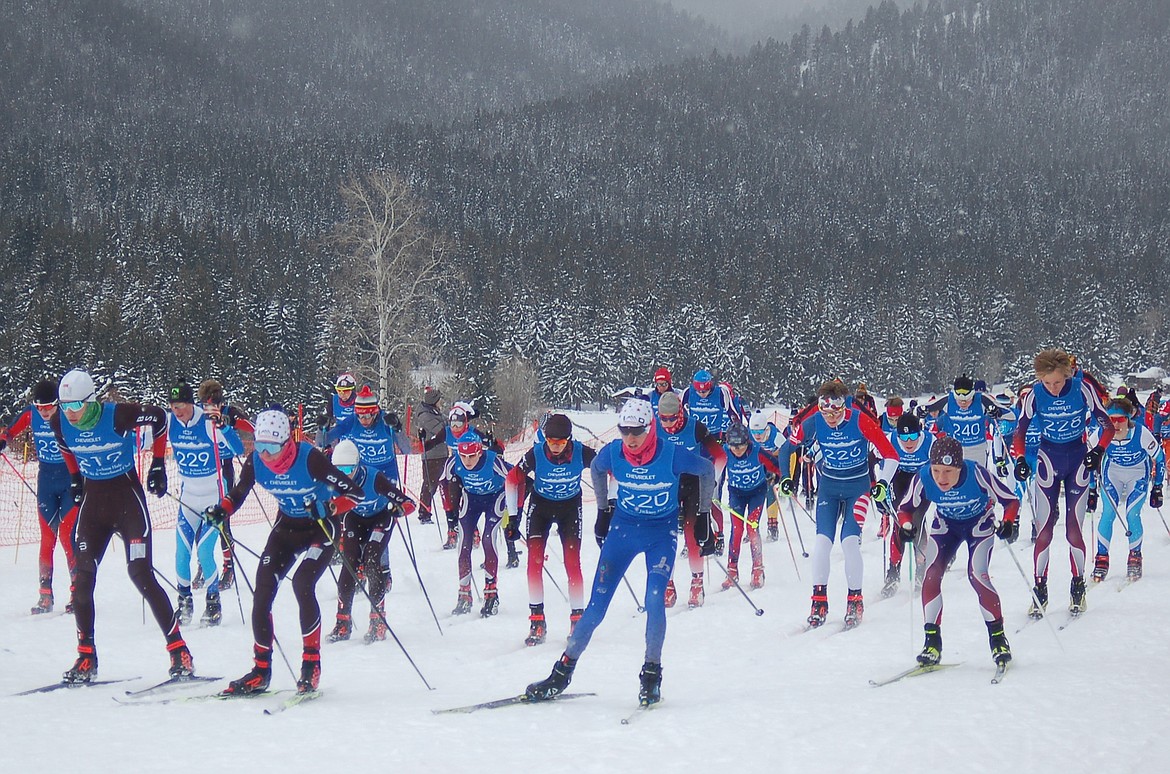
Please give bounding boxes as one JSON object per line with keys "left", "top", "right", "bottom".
{"left": 169, "top": 381, "right": 195, "bottom": 404}
{"left": 618, "top": 399, "right": 654, "bottom": 429}
{"left": 332, "top": 439, "right": 360, "bottom": 471}
{"left": 653, "top": 367, "right": 672, "bottom": 384}
{"left": 896, "top": 413, "right": 922, "bottom": 436}
{"left": 254, "top": 409, "right": 292, "bottom": 445}
{"left": 692, "top": 370, "right": 714, "bottom": 390}
{"left": 929, "top": 436, "right": 964, "bottom": 467}
{"left": 953, "top": 375, "right": 976, "bottom": 394}
{"left": 456, "top": 431, "right": 483, "bottom": 456}
{"left": 335, "top": 373, "right": 357, "bottom": 391}
{"left": 422, "top": 386, "right": 441, "bottom": 406}
{"left": 59, "top": 370, "right": 96, "bottom": 405}
{"left": 544, "top": 414, "right": 572, "bottom": 440}
{"left": 749, "top": 410, "right": 769, "bottom": 432}
{"left": 354, "top": 385, "right": 379, "bottom": 415}
{"left": 658, "top": 392, "right": 682, "bottom": 417}
{"left": 32, "top": 380, "right": 58, "bottom": 406}
{"left": 726, "top": 422, "right": 751, "bottom": 447}
{"left": 198, "top": 379, "right": 224, "bottom": 405}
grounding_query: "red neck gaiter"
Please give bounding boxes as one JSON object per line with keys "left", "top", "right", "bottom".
{"left": 261, "top": 440, "right": 298, "bottom": 474}
{"left": 621, "top": 422, "right": 659, "bottom": 467}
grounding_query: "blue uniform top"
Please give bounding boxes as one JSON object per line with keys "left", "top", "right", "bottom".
{"left": 30, "top": 408, "right": 65, "bottom": 466}
{"left": 252, "top": 442, "right": 339, "bottom": 519}
{"left": 449, "top": 449, "right": 509, "bottom": 497}
{"left": 891, "top": 431, "right": 933, "bottom": 473}
{"left": 935, "top": 394, "right": 993, "bottom": 448}
{"left": 918, "top": 461, "right": 993, "bottom": 522}
{"left": 331, "top": 394, "right": 355, "bottom": 425}
{"left": 325, "top": 413, "right": 408, "bottom": 480}
{"left": 532, "top": 441, "right": 587, "bottom": 501}
{"left": 723, "top": 441, "right": 775, "bottom": 492}
{"left": 591, "top": 438, "right": 715, "bottom": 521}
{"left": 58, "top": 403, "right": 138, "bottom": 480}
{"left": 348, "top": 464, "right": 393, "bottom": 518}
{"left": 169, "top": 408, "right": 243, "bottom": 479}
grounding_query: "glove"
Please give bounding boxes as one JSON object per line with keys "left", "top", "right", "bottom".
{"left": 418, "top": 428, "right": 427, "bottom": 442}
{"left": 1151, "top": 485, "right": 1163, "bottom": 509}
{"left": 0, "top": 438, "right": 7, "bottom": 453}
{"left": 694, "top": 512, "right": 716, "bottom": 556}
{"left": 203, "top": 504, "right": 228, "bottom": 526}
{"left": 217, "top": 410, "right": 237, "bottom": 429}
{"left": 1083, "top": 447, "right": 1103, "bottom": 472}
{"left": 385, "top": 411, "right": 402, "bottom": 431}
{"left": 898, "top": 518, "right": 916, "bottom": 541}
{"left": 1014, "top": 459, "right": 1031, "bottom": 482}
{"left": 870, "top": 481, "right": 888, "bottom": 502}
{"left": 146, "top": 459, "right": 167, "bottom": 497}
{"left": 398, "top": 500, "right": 417, "bottom": 517}
{"left": 328, "top": 496, "right": 357, "bottom": 517}
{"left": 595, "top": 500, "right": 615, "bottom": 548}
{"left": 996, "top": 518, "right": 1019, "bottom": 543}
{"left": 995, "top": 458, "right": 1008, "bottom": 478}
{"left": 504, "top": 518, "right": 520, "bottom": 542}
{"left": 779, "top": 477, "right": 796, "bottom": 496}
{"left": 986, "top": 403, "right": 1002, "bottom": 419}
{"left": 70, "top": 474, "right": 85, "bottom": 504}
{"left": 1087, "top": 487, "right": 1098, "bottom": 513}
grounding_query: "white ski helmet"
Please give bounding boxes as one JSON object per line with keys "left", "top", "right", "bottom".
{"left": 749, "top": 410, "right": 769, "bottom": 432}
{"left": 254, "top": 409, "right": 291, "bottom": 445}
{"left": 618, "top": 399, "right": 654, "bottom": 429}
{"left": 59, "top": 369, "right": 96, "bottom": 405}
{"left": 332, "top": 439, "right": 360, "bottom": 471}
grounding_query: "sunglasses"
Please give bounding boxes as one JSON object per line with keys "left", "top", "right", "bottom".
{"left": 1108, "top": 414, "right": 1130, "bottom": 423}
{"left": 337, "top": 465, "right": 357, "bottom": 476}
{"left": 619, "top": 425, "right": 648, "bottom": 437}
{"left": 694, "top": 382, "right": 713, "bottom": 392}
{"left": 255, "top": 440, "right": 285, "bottom": 455}
{"left": 659, "top": 412, "right": 682, "bottom": 423}
{"left": 898, "top": 431, "right": 921, "bottom": 441}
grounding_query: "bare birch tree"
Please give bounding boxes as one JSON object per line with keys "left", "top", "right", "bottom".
{"left": 328, "top": 169, "right": 447, "bottom": 406}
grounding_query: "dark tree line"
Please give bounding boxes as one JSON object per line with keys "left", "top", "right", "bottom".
{"left": 2, "top": 0, "right": 1168, "bottom": 418}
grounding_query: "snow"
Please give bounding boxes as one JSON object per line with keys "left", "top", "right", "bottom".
{"left": 1, "top": 409, "right": 1168, "bottom": 772}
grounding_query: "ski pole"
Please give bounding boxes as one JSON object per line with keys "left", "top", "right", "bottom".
{"left": 771, "top": 485, "right": 801, "bottom": 580}
{"left": 215, "top": 521, "right": 249, "bottom": 628}
{"left": 789, "top": 494, "right": 817, "bottom": 526}
{"left": 306, "top": 497, "right": 434, "bottom": 690}
{"left": 1156, "top": 507, "right": 1170, "bottom": 540}
{"left": 0, "top": 452, "right": 38, "bottom": 498}
{"left": 622, "top": 575, "right": 645, "bottom": 613}
{"left": 396, "top": 514, "right": 444, "bottom": 636}
{"left": 785, "top": 498, "right": 809, "bottom": 557}
{"left": 712, "top": 556, "right": 764, "bottom": 616}
{"left": 518, "top": 534, "right": 569, "bottom": 602}
{"left": 1001, "top": 541, "right": 1064, "bottom": 652}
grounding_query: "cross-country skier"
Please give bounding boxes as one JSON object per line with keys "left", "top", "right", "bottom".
{"left": 881, "top": 412, "right": 935, "bottom": 597}
{"left": 748, "top": 409, "right": 785, "bottom": 542}
{"left": 441, "top": 430, "right": 513, "bottom": 617}
{"left": 326, "top": 439, "right": 415, "bottom": 643}
{"left": 167, "top": 381, "right": 244, "bottom": 627}
{"left": 1, "top": 380, "right": 79, "bottom": 615}
{"left": 779, "top": 380, "right": 899, "bottom": 629}
{"left": 1012, "top": 349, "right": 1114, "bottom": 618}
{"left": 207, "top": 408, "right": 363, "bottom": 695}
{"left": 1089, "top": 398, "right": 1163, "bottom": 583}
{"left": 525, "top": 399, "right": 716, "bottom": 707}
{"left": 505, "top": 413, "right": 595, "bottom": 645}
{"left": 645, "top": 367, "right": 680, "bottom": 413}
{"left": 720, "top": 422, "right": 781, "bottom": 590}
{"left": 52, "top": 369, "right": 194, "bottom": 683}
{"left": 897, "top": 437, "right": 1019, "bottom": 668}
{"left": 195, "top": 379, "right": 252, "bottom": 590}
{"left": 925, "top": 375, "right": 1011, "bottom": 469}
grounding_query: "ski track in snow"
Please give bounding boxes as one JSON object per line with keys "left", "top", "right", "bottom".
{"left": 0, "top": 409, "right": 1166, "bottom": 772}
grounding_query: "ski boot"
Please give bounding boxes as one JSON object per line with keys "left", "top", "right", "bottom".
{"left": 452, "top": 585, "right": 473, "bottom": 616}
{"left": 219, "top": 558, "right": 235, "bottom": 590}
{"left": 1027, "top": 577, "right": 1048, "bottom": 619}
{"left": 638, "top": 662, "right": 663, "bottom": 707}
{"left": 721, "top": 564, "right": 739, "bottom": 591}
{"left": 917, "top": 624, "right": 942, "bottom": 666}
{"left": 224, "top": 648, "right": 272, "bottom": 695}
{"left": 191, "top": 570, "right": 204, "bottom": 591}
{"left": 167, "top": 640, "right": 195, "bottom": 679}
{"left": 297, "top": 650, "right": 321, "bottom": 694}
{"left": 364, "top": 606, "right": 387, "bottom": 644}
{"left": 807, "top": 585, "right": 828, "bottom": 628}
{"left": 664, "top": 580, "right": 677, "bottom": 608}
{"left": 63, "top": 641, "right": 98, "bottom": 684}
{"left": 506, "top": 542, "right": 521, "bottom": 569}
{"left": 1127, "top": 549, "right": 1143, "bottom": 582}
{"left": 480, "top": 578, "right": 499, "bottom": 617}
{"left": 569, "top": 608, "right": 584, "bottom": 636}
{"left": 525, "top": 605, "right": 547, "bottom": 646}
{"left": 418, "top": 509, "right": 433, "bottom": 526}
{"left": 1091, "top": 553, "right": 1108, "bottom": 583}
{"left": 526, "top": 654, "right": 576, "bottom": 700}
{"left": 714, "top": 533, "right": 725, "bottom": 557}
{"left": 176, "top": 592, "right": 194, "bottom": 625}
{"left": 444, "top": 529, "right": 458, "bottom": 550}
{"left": 31, "top": 578, "right": 53, "bottom": 615}
{"left": 687, "top": 574, "right": 705, "bottom": 609}
{"left": 1068, "top": 575, "right": 1087, "bottom": 616}
{"left": 750, "top": 565, "right": 765, "bottom": 590}
{"left": 767, "top": 520, "right": 779, "bottom": 543}
{"left": 201, "top": 593, "right": 222, "bottom": 627}
{"left": 328, "top": 614, "right": 352, "bottom": 642}
{"left": 881, "top": 563, "right": 901, "bottom": 598}
{"left": 844, "top": 589, "right": 864, "bottom": 629}
{"left": 988, "top": 621, "right": 1012, "bottom": 665}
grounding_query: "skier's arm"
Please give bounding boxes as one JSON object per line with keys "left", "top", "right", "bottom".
{"left": 504, "top": 450, "right": 536, "bottom": 515}
{"left": 0, "top": 408, "right": 32, "bottom": 443}
{"left": 673, "top": 449, "right": 716, "bottom": 507}
{"left": 115, "top": 403, "right": 168, "bottom": 458}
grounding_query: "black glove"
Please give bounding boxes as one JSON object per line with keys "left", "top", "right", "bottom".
{"left": 146, "top": 459, "right": 167, "bottom": 497}
{"left": 317, "top": 414, "right": 330, "bottom": 429}
{"left": 694, "top": 512, "right": 716, "bottom": 556}
{"left": 504, "top": 517, "right": 520, "bottom": 543}
{"left": 595, "top": 500, "right": 615, "bottom": 548}
{"left": 898, "top": 518, "right": 916, "bottom": 541}
{"left": 385, "top": 411, "right": 402, "bottom": 431}
{"left": 217, "top": 410, "right": 237, "bottom": 429}
{"left": 70, "top": 474, "right": 85, "bottom": 504}
{"left": 418, "top": 428, "right": 427, "bottom": 442}
{"left": 995, "top": 458, "right": 1008, "bottom": 477}
{"left": 1083, "top": 447, "right": 1103, "bottom": 472}
{"left": 779, "top": 477, "right": 796, "bottom": 496}
{"left": 1151, "top": 485, "right": 1163, "bottom": 509}
{"left": 1014, "top": 458, "right": 1031, "bottom": 482}
{"left": 986, "top": 403, "right": 1002, "bottom": 419}
{"left": 996, "top": 519, "right": 1019, "bottom": 543}
{"left": 0, "top": 438, "right": 7, "bottom": 453}
{"left": 1087, "top": 487, "right": 1098, "bottom": 513}
{"left": 204, "top": 504, "right": 228, "bottom": 526}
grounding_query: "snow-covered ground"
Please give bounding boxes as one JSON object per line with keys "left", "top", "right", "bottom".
{"left": 1, "top": 408, "right": 1166, "bottom": 773}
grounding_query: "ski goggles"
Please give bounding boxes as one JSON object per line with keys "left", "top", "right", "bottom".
{"left": 61, "top": 397, "right": 94, "bottom": 412}
{"left": 618, "top": 425, "right": 648, "bottom": 437}
{"left": 818, "top": 395, "right": 846, "bottom": 411}
{"left": 336, "top": 464, "right": 357, "bottom": 476}
{"left": 952, "top": 388, "right": 976, "bottom": 398}
{"left": 1107, "top": 412, "right": 1130, "bottom": 424}
{"left": 898, "top": 431, "right": 922, "bottom": 442}
{"left": 255, "top": 440, "right": 286, "bottom": 455}
{"left": 692, "top": 381, "right": 713, "bottom": 393}
{"left": 355, "top": 404, "right": 379, "bottom": 417}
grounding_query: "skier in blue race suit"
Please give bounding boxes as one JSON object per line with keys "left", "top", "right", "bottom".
{"left": 525, "top": 399, "right": 715, "bottom": 707}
